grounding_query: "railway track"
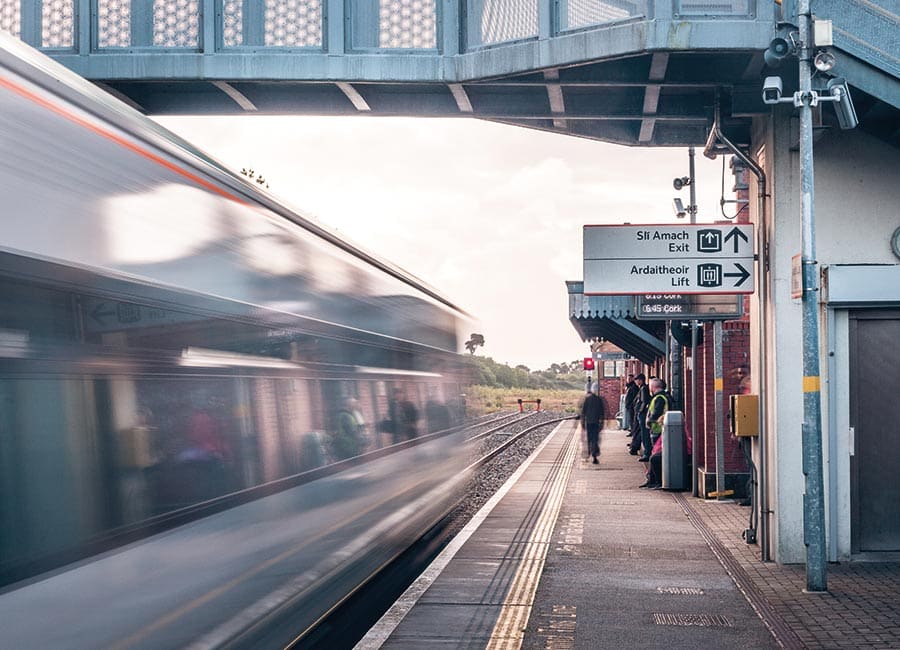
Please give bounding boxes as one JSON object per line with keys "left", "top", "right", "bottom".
{"left": 284, "top": 411, "right": 577, "bottom": 650}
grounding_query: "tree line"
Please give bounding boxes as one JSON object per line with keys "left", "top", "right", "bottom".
{"left": 463, "top": 355, "right": 587, "bottom": 390}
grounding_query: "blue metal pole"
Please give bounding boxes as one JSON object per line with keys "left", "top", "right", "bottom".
{"left": 714, "top": 320, "right": 725, "bottom": 500}
{"left": 691, "top": 319, "right": 699, "bottom": 497}
{"left": 798, "top": 0, "right": 827, "bottom": 592}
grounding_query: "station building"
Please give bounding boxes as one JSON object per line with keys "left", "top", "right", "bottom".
{"left": 570, "top": 59, "right": 900, "bottom": 565}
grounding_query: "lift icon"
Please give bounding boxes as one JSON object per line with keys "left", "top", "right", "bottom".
{"left": 697, "top": 263, "right": 723, "bottom": 287}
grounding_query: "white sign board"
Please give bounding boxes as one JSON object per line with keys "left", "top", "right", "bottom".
{"left": 584, "top": 224, "right": 755, "bottom": 295}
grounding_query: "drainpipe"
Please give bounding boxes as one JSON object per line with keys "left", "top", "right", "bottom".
{"left": 704, "top": 101, "right": 771, "bottom": 561}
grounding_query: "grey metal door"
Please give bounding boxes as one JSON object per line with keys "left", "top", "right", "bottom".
{"left": 850, "top": 310, "right": 900, "bottom": 552}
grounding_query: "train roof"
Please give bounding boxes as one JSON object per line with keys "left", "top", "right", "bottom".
{"left": 0, "top": 31, "right": 470, "bottom": 319}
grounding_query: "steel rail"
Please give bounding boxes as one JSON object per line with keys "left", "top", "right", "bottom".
{"left": 465, "top": 415, "right": 579, "bottom": 472}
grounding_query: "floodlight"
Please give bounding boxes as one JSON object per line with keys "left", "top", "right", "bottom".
{"left": 813, "top": 50, "right": 836, "bottom": 73}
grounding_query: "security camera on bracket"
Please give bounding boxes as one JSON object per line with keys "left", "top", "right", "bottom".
{"left": 672, "top": 176, "right": 691, "bottom": 191}
{"left": 825, "top": 77, "right": 858, "bottom": 129}
{"left": 762, "top": 76, "right": 791, "bottom": 105}
{"left": 762, "top": 75, "right": 858, "bottom": 130}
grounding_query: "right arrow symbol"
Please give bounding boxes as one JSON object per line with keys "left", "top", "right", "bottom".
{"left": 724, "top": 262, "right": 751, "bottom": 287}
{"left": 724, "top": 227, "right": 750, "bottom": 253}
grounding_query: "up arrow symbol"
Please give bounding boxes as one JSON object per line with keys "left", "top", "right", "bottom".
{"left": 724, "top": 227, "right": 749, "bottom": 254}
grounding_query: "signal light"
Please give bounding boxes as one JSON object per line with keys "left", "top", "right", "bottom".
{"left": 583, "top": 357, "right": 595, "bottom": 371}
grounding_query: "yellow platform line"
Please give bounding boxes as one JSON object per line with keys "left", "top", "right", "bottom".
{"left": 487, "top": 422, "right": 580, "bottom": 650}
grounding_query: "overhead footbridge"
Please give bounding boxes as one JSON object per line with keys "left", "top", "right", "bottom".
{"left": 4, "top": 1, "right": 895, "bottom": 148}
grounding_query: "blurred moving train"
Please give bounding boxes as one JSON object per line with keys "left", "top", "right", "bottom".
{"left": 0, "top": 32, "right": 475, "bottom": 646}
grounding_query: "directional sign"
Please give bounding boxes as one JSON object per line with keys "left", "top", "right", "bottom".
{"left": 583, "top": 224, "right": 755, "bottom": 295}
{"left": 635, "top": 294, "right": 744, "bottom": 320}
{"left": 594, "top": 351, "right": 630, "bottom": 360}
{"left": 82, "top": 298, "right": 204, "bottom": 334}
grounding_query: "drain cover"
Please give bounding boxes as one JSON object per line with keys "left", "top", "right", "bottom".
{"left": 657, "top": 586, "right": 705, "bottom": 595}
{"left": 653, "top": 613, "right": 733, "bottom": 627}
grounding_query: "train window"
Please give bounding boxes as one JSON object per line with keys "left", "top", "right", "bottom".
{"left": 0, "top": 277, "right": 79, "bottom": 344}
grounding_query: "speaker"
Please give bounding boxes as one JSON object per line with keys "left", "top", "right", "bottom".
{"left": 764, "top": 37, "right": 792, "bottom": 67}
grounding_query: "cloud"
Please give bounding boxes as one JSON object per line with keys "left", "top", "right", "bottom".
{"left": 156, "top": 115, "right": 733, "bottom": 369}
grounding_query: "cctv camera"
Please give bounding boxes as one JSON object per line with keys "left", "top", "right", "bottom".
{"left": 672, "top": 198, "right": 687, "bottom": 219}
{"left": 827, "top": 77, "right": 858, "bottom": 129}
{"left": 762, "top": 76, "right": 783, "bottom": 105}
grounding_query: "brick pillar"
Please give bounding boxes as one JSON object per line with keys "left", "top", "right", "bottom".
{"left": 687, "top": 159, "right": 754, "bottom": 498}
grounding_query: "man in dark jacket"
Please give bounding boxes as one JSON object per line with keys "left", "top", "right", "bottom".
{"left": 581, "top": 382, "right": 605, "bottom": 464}
{"left": 623, "top": 374, "right": 638, "bottom": 433}
{"left": 388, "top": 387, "right": 419, "bottom": 443}
{"left": 629, "top": 374, "right": 650, "bottom": 456}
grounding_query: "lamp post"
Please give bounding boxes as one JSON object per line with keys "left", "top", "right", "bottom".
{"left": 669, "top": 147, "right": 696, "bottom": 405}
{"left": 672, "top": 147, "right": 698, "bottom": 495}
{"left": 797, "top": 0, "right": 827, "bottom": 593}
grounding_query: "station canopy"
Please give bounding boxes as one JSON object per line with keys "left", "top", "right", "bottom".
{"left": 566, "top": 281, "right": 665, "bottom": 366}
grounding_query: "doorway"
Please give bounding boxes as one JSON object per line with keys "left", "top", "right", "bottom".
{"left": 850, "top": 310, "right": 900, "bottom": 552}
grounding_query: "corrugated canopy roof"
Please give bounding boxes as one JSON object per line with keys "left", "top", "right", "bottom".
{"left": 566, "top": 281, "right": 665, "bottom": 365}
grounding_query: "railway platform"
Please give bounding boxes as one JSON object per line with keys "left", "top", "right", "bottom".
{"left": 358, "top": 420, "right": 900, "bottom": 649}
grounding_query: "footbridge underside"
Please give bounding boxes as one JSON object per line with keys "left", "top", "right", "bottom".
{"left": 4, "top": 1, "right": 894, "bottom": 147}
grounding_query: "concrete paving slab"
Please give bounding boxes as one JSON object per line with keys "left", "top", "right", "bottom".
{"left": 388, "top": 602, "right": 502, "bottom": 641}
{"left": 521, "top": 427, "right": 779, "bottom": 649}
{"left": 372, "top": 422, "right": 900, "bottom": 650}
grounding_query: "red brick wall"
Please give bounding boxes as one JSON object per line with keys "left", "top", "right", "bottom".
{"left": 595, "top": 379, "right": 617, "bottom": 421}
{"left": 689, "top": 321, "right": 750, "bottom": 475}
{"left": 675, "top": 162, "right": 753, "bottom": 482}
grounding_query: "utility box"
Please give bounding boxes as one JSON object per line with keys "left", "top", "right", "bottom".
{"left": 619, "top": 393, "right": 631, "bottom": 430}
{"left": 730, "top": 394, "right": 759, "bottom": 437}
{"left": 662, "top": 410, "right": 686, "bottom": 490}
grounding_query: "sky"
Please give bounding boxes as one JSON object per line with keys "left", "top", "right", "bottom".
{"left": 156, "top": 116, "right": 734, "bottom": 371}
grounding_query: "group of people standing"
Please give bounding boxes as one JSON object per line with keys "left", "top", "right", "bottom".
{"left": 335, "top": 387, "right": 421, "bottom": 461}
{"left": 624, "top": 373, "right": 674, "bottom": 488}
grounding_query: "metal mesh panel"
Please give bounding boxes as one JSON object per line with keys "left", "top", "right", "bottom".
{"left": 265, "top": 0, "right": 322, "bottom": 47}
{"left": 98, "top": 0, "right": 131, "bottom": 47}
{"left": 563, "top": 0, "right": 645, "bottom": 32}
{"left": 350, "top": 0, "right": 435, "bottom": 50}
{"left": 469, "top": 0, "right": 537, "bottom": 47}
{"left": 223, "top": 0, "right": 242, "bottom": 46}
{"left": 154, "top": 0, "right": 199, "bottom": 47}
{"left": 379, "top": 0, "right": 436, "bottom": 49}
{"left": 0, "top": 0, "right": 21, "bottom": 38}
{"left": 675, "top": 0, "right": 753, "bottom": 16}
{"left": 42, "top": 0, "right": 75, "bottom": 47}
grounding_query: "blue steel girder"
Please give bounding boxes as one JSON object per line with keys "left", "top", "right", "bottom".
{"left": 11, "top": 0, "right": 900, "bottom": 147}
